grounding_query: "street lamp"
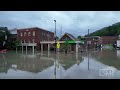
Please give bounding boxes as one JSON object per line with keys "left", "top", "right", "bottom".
{"left": 54, "top": 20, "right": 57, "bottom": 79}
{"left": 54, "top": 20, "right": 56, "bottom": 53}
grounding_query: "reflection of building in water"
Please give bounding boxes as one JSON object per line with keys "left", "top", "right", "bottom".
{"left": 117, "top": 50, "right": 120, "bottom": 58}
{"left": 13, "top": 57, "right": 54, "bottom": 73}
{"left": 0, "top": 61, "right": 9, "bottom": 74}
{"left": 90, "top": 50, "right": 120, "bottom": 70}
{"left": 0, "top": 53, "right": 54, "bottom": 73}
{"left": 0, "top": 55, "right": 10, "bottom": 73}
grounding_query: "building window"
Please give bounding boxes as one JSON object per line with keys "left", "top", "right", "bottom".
{"left": 28, "top": 32, "right": 31, "bottom": 36}
{"left": 42, "top": 33, "right": 45, "bottom": 36}
{"left": 28, "top": 40, "right": 30, "bottom": 43}
{"left": 33, "top": 31, "right": 35, "bottom": 36}
{"left": 24, "top": 32, "right": 26, "bottom": 36}
{"left": 47, "top": 34, "right": 49, "bottom": 37}
{"left": 22, "top": 40, "right": 24, "bottom": 43}
{"left": 49, "top": 35, "right": 51, "bottom": 38}
{"left": 17, "top": 33, "right": 19, "bottom": 36}
{"left": 33, "top": 39, "right": 35, "bottom": 43}
{"left": 24, "top": 40, "right": 25, "bottom": 43}
{"left": 20, "top": 32, "right": 23, "bottom": 36}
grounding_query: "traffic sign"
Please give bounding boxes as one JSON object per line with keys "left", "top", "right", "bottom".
{"left": 56, "top": 41, "right": 60, "bottom": 48}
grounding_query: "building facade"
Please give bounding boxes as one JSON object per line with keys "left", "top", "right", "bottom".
{"left": 17, "top": 27, "right": 54, "bottom": 50}
{"left": 100, "top": 36, "right": 118, "bottom": 45}
{"left": 81, "top": 36, "right": 118, "bottom": 49}
{"left": 81, "top": 36, "right": 101, "bottom": 49}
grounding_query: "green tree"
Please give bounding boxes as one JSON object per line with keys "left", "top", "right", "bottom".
{"left": 0, "top": 27, "right": 11, "bottom": 49}
{"left": 89, "top": 22, "right": 120, "bottom": 36}
{"left": 62, "top": 40, "right": 70, "bottom": 53}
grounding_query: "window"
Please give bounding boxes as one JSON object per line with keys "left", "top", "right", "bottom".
{"left": 33, "top": 31, "right": 35, "bottom": 36}
{"left": 24, "top": 32, "right": 26, "bottom": 36}
{"left": 20, "top": 32, "right": 23, "bottom": 36}
{"left": 28, "top": 32, "right": 31, "bottom": 36}
{"left": 28, "top": 40, "right": 30, "bottom": 43}
{"left": 33, "top": 39, "right": 35, "bottom": 43}
{"left": 47, "top": 34, "right": 49, "bottom": 37}
{"left": 22, "top": 40, "right": 24, "bottom": 43}
{"left": 49, "top": 35, "right": 51, "bottom": 38}
{"left": 24, "top": 40, "right": 25, "bottom": 43}
{"left": 17, "top": 33, "right": 19, "bottom": 36}
{"left": 42, "top": 33, "right": 45, "bottom": 36}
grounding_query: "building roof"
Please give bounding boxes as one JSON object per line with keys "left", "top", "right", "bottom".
{"left": 17, "top": 27, "right": 54, "bottom": 34}
{"left": 59, "top": 33, "right": 77, "bottom": 41}
{"left": 65, "top": 33, "right": 77, "bottom": 40}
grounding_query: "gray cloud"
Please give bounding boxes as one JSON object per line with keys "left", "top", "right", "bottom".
{"left": 0, "top": 11, "right": 120, "bottom": 37}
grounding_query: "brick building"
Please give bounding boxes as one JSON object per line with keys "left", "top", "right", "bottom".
{"left": 81, "top": 36, "right": 101, "bottom": 49}
{"left": 81, "top": 36, "right": 118, "bottom": 49}
{"left": 17, "top": 27, "right": 54, "bottom": 50}
{"left": 100, "top": 36, "right": 118, "bottom": 45}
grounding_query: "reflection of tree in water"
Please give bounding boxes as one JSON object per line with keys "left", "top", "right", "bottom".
{"left": 58, "top": 53, "right": 84, "bottom": 70}
{"left": 0, "top": 54, "right": 10, "bottom": 73}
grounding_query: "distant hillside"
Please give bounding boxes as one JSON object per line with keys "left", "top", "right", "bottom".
{"left": 89, "top": 22, "right": 120, "bottom": 36}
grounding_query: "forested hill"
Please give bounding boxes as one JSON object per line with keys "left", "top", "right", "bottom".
{"left": 89, "top": 22, "right": 120, "bottom": 36}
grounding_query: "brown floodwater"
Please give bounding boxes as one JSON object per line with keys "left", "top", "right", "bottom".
{"left": 0, "top": 49, "right": 120, "bottom": 79}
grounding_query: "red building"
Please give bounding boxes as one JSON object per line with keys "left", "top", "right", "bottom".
{"left": 81, "top": 36, "right": 101, "bottom": 49}
{"left": 82, "top": 36, "right": 118, "bottom": 49}
{"left": 100, "top": 36, "right": 118, "bottom": 45}
{"left": 17, "top": 27, "right": 54, "bottom": 50}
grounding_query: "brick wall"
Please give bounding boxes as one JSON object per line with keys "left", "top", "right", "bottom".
{"left": 17, "top": 27, "right": 54, "bottom": 50}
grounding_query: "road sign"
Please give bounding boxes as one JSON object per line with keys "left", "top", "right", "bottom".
{"left": 56, "top": 41, "right": 60, "bottom": 48}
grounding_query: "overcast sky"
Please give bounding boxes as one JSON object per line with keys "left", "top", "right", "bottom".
{"left": 0, "top": 11, "right": 120, "bottom": 37}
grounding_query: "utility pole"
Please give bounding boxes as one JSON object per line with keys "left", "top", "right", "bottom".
{"left": 88, "top": 29, "right": 90, "bottom": 50}
{"left": 60, "top": 26, "right": 62, "bottom": 38}
{"left": 88, "top": 29, "right": 90, "bottom": 71}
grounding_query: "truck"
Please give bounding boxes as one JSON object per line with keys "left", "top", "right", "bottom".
{"left": 117, "top": 40, "right": 120, "bottom": 49}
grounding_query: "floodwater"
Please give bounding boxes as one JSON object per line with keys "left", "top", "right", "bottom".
{"left": 0, "top": 48, "right": 120, "bottom": 79}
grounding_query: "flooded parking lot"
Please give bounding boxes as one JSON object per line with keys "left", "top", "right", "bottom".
{"left": 0, "top": 49, "right": 120, "bottom": 79}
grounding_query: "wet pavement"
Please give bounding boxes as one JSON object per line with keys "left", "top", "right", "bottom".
{"left": 0, "top": 49, "right": 120, "bottom": 79}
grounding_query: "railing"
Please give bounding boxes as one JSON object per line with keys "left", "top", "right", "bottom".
{"left": 21, "top": 43, "right": 37, "bottom": 46}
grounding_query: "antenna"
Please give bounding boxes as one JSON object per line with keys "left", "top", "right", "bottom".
{"left": 60, "top": 26, "right": 62, "bottom": 38}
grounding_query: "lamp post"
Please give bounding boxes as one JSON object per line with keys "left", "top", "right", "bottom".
{"left": 54, "top": 20, "right": 56, "bottom": 54}
{"left": 54, "top": 20, "right": 57, "bottom": 79}
{"left": 88, "top": 29, "right": 90, "bottom": 70}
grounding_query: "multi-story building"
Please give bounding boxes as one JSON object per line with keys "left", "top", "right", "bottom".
{"left": 17, "top": 27, "right": 54, "bottom": 50}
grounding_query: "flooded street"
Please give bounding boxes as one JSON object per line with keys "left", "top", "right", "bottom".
{"left": 0, "top": 49, "right": 120, "bottom": 79}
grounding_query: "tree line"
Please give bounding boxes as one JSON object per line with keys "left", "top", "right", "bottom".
{"left": 0, "top": 27, "right": 21, "bottom": 50}
{"left": 89, "top": 22, "right": 120, "bottom": 36}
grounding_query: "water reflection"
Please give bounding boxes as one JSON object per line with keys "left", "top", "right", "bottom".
{"left": 0, "top": 49, "right": 120, "bottom": 79}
